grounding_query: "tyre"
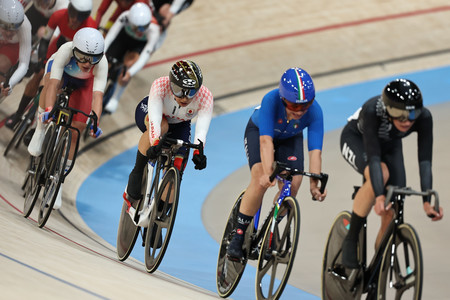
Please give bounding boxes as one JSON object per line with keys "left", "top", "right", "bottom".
{"left": 38, "top": 129, "right": 71, "bottom": 227}
{"left": 321, "top": 211, "right": 364, "bottom": 300}
{"left": 144, "top": 167, "right": 180, "bottom": 273}
{"left": 255, "top": 196, "right": 300, "bottom": 300}
{"left": 23, "top": 156, "right": 43, "bottom": 218}
{"left": 116, "top": 164, "right": 148, "bottom": 261}
{"left": 216, "top": 190, "right": 254, "bottom": 298}
{"left": 3, "top": 105, "right": 36, "bottom": 157}
{"left": 377, "top": 223, "right": 423, "bottom": 300}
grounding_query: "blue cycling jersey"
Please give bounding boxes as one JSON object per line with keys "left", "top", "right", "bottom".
{"left": 251, "top": 88, "right": 324, "bottom": 151}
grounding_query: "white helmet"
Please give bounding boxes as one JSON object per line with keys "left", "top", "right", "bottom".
{"left": 70, "top": 0, "right": 91, "bottom": 12}
{"left": 0, "top": 0, "right": 24, "bottom": 31}
{"left": 68, "top": 0, "right": 91, "bottom": 22}
{"left": 72, "top": 28, "right": 104, "bottom": 64}
{"left": 128, "top": 3, "right": 151, "bottom": 30}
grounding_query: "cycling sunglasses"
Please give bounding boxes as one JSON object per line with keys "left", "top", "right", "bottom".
{"left": 129, "top": 24, "right": 150, "bottom": 33}
{"left": 73, "top": 48, "right": 103, "bottom": 65}
{"left": 170, "top": 82, "right": 199, "bottom": 99}
{"left": 0, "top": 19, "right": 22, "bottom": 31}
{"left": 281, "top": 98, "right": 314, "bottom": 112}
{"left": 386, "top": 106, "right": 420, "bottom": 122}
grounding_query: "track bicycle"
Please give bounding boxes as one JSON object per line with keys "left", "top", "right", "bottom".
{"left": 102, "top": 55, "right": 127, "bottom": 112}
{"left": 322, "top": 185, "right": 440, "bottom": 300}
{"left": 22, "top": 86, "right": 99, "bottom": 228}
{"left": 3, "top": 89, "right": 39, "bottom": 157}
{"left": 216, "top": 162, "right": 328, "bottom": 300}
{"left": 116, "top": 136, "right": 204, "bottom": 273}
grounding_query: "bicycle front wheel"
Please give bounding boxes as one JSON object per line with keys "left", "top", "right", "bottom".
{"left": 116, "top": 164, "right": 148, "bottom": 261}
{"left": 38, "top": 129, "right": 71, "bottom": 227}
{"left": 23, "top": 156, "right": 43, "bottom": 218}
{"left": 144, "top": 167, "right": 180, "bottom": 273}
{"left": 3, "top": 106, "right": 35, "bottom": 157}
{"left": 255, "top": 196, "right": 300, "bottom": 300}
{"left": 377, "top": 223, "right": 423, "bottom": 300}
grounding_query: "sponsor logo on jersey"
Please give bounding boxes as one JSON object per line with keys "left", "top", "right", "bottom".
{"left": 288, "top": 156, "right": 297, "bottom": 161}
{"left": 186, "top": 109, "right": 194, "bottom": 118}
{"left": 278, "top": 118, "right": 283, "bottom": 124}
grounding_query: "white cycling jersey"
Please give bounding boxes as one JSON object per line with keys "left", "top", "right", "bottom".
{"left": 147, "top": 76, "right": 214, "bottom": 146}
{"left": 47, "top": 42, "right": 108, "bottom": 92}
{"left": 104, "top": 9, "right": 160, "bottom": 77}
{"left": 0, "top": 16, "right": 32, "bottom": 89}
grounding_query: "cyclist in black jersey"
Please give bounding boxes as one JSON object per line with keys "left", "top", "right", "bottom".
{"left": 340, "top": 78, "right": 444, "bottom": 269}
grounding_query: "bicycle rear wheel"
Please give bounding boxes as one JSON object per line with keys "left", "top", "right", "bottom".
{"left": 144, "top": 167, "right": 180, "bottom": 273}
{"left": 377, "top": 223, "right": 423, "bottom": 300}
{"left": 116, "top": 164, "right": 148, "bottom": 261}
{"left": 38, "top": 129, "right": 71, "bottom": 227}
{"left": 217, "top": 190, "right": 255, "bottom": 298}
{"left": 322, "top": 211, "right": 364, "bottom": 300}
{"left": 255, "top": 196, "right": 300, "bottom": 300}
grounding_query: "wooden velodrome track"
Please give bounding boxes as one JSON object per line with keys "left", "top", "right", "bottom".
{"left": 1, "top": 0, "right": 450, "bottom": 299}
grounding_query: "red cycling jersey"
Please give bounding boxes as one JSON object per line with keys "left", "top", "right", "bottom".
{"left": 46, "top": 9, "right": 97, "bottom": 59}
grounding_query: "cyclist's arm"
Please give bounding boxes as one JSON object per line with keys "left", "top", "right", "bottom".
{"left": 127, "top": 23, "right": 161, "bottom": 77}
{"left": 92, "top": 56, "right": 109, "bottom": 119}
{"left": 147, "top": 79, "right": 165, "bottom": 145}
{"left": 103, "top": 11, "right": 126, "bottom": 52}
{"left": 416, "top": 109, "right": 433, "bottom": 202}
{"left": 38, "top": 12, "right": 59, "bottom": 61}
{"left": 260, "top": 135, "right": 276, "bottom": 188}
{"left": 192, "top": 86, "right": 213, "bottom": 146}
{"left": 94, "top": 0, "right": 112, "bottom": 28}
{"left": 9, "top": 17, "right": 32, "bottom": 89}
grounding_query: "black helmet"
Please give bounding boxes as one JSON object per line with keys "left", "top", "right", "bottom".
{"left": 169, "top": 60, "right": 203, "bottom": 99}
{"left": 382, "top": 79, "right": 423, "bottom": 120}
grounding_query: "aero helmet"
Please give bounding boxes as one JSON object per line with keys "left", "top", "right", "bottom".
{"left": 169, "top": 60, "right": 203, "bottom": 99}
{"left": 68, "top": 0, "right": 92, "bottom": 22}
{"left": 279, "top": 67, "right": 315, "bottom": 104}
{"left": 0, "top": 0, "right": 24, "bottom": 31}
{"left": 382, "top": 78, "right": 423, "bottom": 121}
{"left": 72, "top": 27, "right": 104, "bottom": 64}
{"left": 128, "top": 3, "right": 151, "bottom": 32}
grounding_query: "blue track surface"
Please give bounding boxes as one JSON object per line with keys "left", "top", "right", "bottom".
{"left": 77, "top": 65, "right": 450, "bottom": 299}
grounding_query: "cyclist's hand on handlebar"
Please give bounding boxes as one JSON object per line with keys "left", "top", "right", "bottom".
{"left": 39, "top": 107, "right": 54, "bottom": 123}
{"left": 311, "top": 186, "right": 326, "bottom": 201}
{"left": 1, "top": 82, "right": 11, "bottom": 96}
{"left": 260, "top": 174, "right": 276, "bottom": 189}
{"left": 90, "top": 124, "right": 103, "bottom": 138}
{"left": 423, "top": 201, "right": 443, "bottom": 221}
{"left": 374, "top": 195, "right": 391, "bottom": 215}
{"left": 192, "top": 150, "right": 207, "bottom": 170}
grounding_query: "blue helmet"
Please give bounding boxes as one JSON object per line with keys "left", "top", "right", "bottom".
{"left": 279, "top": 68, "right": 315, "bottom": 104}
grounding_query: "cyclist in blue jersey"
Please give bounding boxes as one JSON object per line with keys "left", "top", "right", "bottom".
{"left": 227, "top": 67, "right": 328, "bottom": 260}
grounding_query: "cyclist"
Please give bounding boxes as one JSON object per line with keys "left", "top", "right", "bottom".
{"left": 5, "top": 0, "right": 94, "bottom": 128}
{"left": 94, "top": 0, "right": 148, "bottom": 34}
{"left": 150, "top": 0, "right": 193, "bottom": 51}
{"left": 27, "top": 27, "right": 107, "bottom": 209}
{"left": 0, "top": 0, "right": 32, "bottom": 102}
{"left": 4, "top": 0, "right": 70, "bottom": 129}
{"left": 102, "top": 2, "right": 160, "bottom": 114}
{"left": 226, "top": 67, "right": 327, "bottom": 260}
{"left": 340, "top": 78, "right": 444, "bottom": 269}
{"left": 122, "top": 59, "right": 213, "bottom": 213}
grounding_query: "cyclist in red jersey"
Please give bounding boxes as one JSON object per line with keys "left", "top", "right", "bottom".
{"left": 94, "top": 0, "right": 148, "bottom": 34}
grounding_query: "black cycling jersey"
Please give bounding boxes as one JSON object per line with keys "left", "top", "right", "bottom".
{"left": 340, "top": 96, "right": 433, "bottom": 202}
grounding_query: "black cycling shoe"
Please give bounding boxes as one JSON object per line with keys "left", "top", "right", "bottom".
{"left": 341, "top": 238, "right": 360, "bottom": 269}
{"left": 227, "top": 232, "right": 244, "bottom": 261}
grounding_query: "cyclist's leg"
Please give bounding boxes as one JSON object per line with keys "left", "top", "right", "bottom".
{"left": 228, "top": 120, "right": 266, "bottom": 259}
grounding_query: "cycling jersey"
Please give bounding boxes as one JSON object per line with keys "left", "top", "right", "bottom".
{"left": 341, "top": 96, "right": 433, "bottom": 201}
{"left": 251, "top": 88, "right": 324, "bottom": 151}
{"left": 43, "top": 9, "right": 96, "bottom": 59}
{"left": 151, "top": 0, "right": 193, "bottom": 16}
{"left": 46, "top": 42, "right": 108, "bottom": 122}
{"left": 22, "top": 0, "right": 69, "bottom": 18}
{"left": 104, "top": 10, "right": 160, "bottom": 77}
{"left": 146, "top": 76, "right": 213, "bottom": 146}
{"left": 0, "top": 16, "right": 32, "bottom": 89}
